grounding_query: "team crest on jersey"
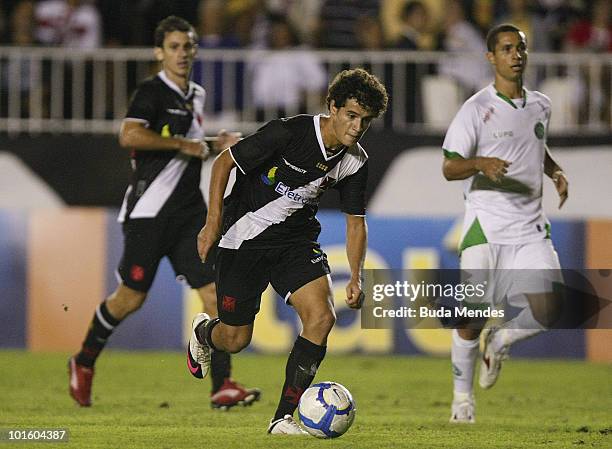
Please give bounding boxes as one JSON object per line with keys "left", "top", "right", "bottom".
{"left": 316, "top": 162, "right": 328, "bottom": 171}
{"left": 319, "top": 176, "right": 336, "bottom": 191}
{"left": 534, "top": 121, "right": 545, "bottom": 139}
{"left": 261, "top": 166, "right": 278, "bottom": 185}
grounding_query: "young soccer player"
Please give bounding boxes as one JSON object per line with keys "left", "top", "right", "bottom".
{"left": 188, "top": 68, "right": 388, "bottom": 434}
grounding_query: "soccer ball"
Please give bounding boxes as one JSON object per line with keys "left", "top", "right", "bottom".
{"left": 298, "top": 381, "right": 356, "bottom": 438}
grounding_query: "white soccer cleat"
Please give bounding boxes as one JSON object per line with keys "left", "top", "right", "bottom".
{"left": 449, "top": 392, "right": 475, "bottom": 424}
{"left": 186, "top": 313, "right": 211, "bottom": 379}
{"left": 267, "top": 415, "right": 309, "bottom": 435}
{"left": 479, "top": 327, "right": 509, "bottom": 389}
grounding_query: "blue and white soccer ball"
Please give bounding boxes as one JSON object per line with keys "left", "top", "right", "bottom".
{"left": 298, "top": 381, "right": 356, "bottom": 438}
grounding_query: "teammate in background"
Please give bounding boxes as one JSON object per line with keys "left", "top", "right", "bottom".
{"left": 442, "top": 24, "right": 569, "bottom": 423}
{"left": 187, "top": 68, "right": 388, "bottom": 434}
{"left": 68, "top": 16, "right": 260, "bottom": 410}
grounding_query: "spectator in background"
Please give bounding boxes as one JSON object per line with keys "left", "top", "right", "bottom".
{"left": 540, "top": 0, "right": 582, "bottom": 51}
{"left": 318, "top": 0, "right": 380, "bottom": 49}
{"left": 34, "top": 0, "right": 101, "bottom": 48}
{"left": 191, "top": 0, "right": 244, "bottom": 116}
{"left": 498, "top": 0, "right": 550, "bottom": 52}
{"left": 250, "top": 14, "right": 327, "bottom": 120}
{"left": 395, "top": 1, "right": 430, "bottom": 124}
{"left": 437, "top": 0, "right": 490, "bottom": 93}
{"left": 565, "top": 0, "right": 612, "bottom": 125}
{"left": 285, "top": 0, "right": 323, "bottom": 46}
{"left": 396, "top": 0, "right": 429, "bottom": 50}
{"left": 1, "top": 0, "right": 38, "bottom": 118}
{"left": 565, "top": 0, "right": 611, "bottom": 53}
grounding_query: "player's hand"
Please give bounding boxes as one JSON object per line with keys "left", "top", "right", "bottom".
{"left": 552, "top": 170, "right": 568, "bottom": 209}
{"left": 178, "top": 138, "right": 210, "bottom": 159}
{"left": 476, "top": 157, "right": 511, "bottom": 183}
{"left": 345, "top": 278, "right": 365, "bottom": 310}
{"left": 213, "top": 130, "right": 241, "bottom": 154}
{"left": 197, "top": 221, "right": 221, "bottom": 263}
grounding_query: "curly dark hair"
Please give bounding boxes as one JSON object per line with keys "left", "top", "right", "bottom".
{"left": 325, "top": 68, "right": 388, "bottom": 117}
{"left": 154, "top": 16, "right": 197, "bottom": 48}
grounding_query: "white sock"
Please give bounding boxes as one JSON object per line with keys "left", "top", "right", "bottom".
{"left": 492, "top": 307, "right": 546, "bottom": 352}
{"left": 451, "top": 329, "right": 480, "bottom": 396}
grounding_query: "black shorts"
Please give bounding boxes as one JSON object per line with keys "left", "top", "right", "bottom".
{"left": 215, "top": 243, "right": 331, "bottom": 326}
{"left": 118, "top": 210, "right": 215, "bottom": 292}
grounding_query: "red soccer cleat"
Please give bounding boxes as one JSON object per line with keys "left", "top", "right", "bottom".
{"left": 68, "top": 357, "right": 94, "bottom": 407}
{"left": 210, "top": 378, "right": 261, "bottom": 411}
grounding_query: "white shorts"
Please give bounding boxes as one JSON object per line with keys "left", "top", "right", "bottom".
{"left": 460, "top": 240, "right": 563, "bottom": 307}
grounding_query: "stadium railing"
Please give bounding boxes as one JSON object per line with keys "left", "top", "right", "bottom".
{"left": 0, "top": 47, "right": 610, "bottom": 135}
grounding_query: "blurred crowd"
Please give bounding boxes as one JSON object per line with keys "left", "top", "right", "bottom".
{"left": 0, "top": 0, "right": 610, "bottom": 53}
{"left": 0, "top": 0, "right": 610, "bottom": 128}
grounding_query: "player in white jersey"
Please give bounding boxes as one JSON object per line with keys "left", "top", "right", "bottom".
{"left": 442, "top": 24, "right": 569, "bottom": 423}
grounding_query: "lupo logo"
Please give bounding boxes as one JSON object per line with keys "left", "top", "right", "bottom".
{"left": 261, "top": 166, "right": 278, "bottom": 185}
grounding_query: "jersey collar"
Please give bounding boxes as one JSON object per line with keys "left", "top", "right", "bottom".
{"left": 158, "top": 70, "right": 194, "bottom": 99}
{"left": 313, "top": 115, "right": 346, "bottom": 162}
{"left": 490, "top": 83, "right": 527, "bottom": 109}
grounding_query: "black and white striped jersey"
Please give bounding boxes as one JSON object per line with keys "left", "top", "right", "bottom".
{"left": 118, "top": 70, "right": 207, "bottom": 223}
{"left": 220, "top": 114, "right": 368, "bottom": 250}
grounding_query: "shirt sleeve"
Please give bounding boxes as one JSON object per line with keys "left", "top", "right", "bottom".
{"left": 229, "top": 119, "right": 292, "bottom": 174}
{"left": 334, "top": 160, "right": 368, "bottom": 216}
{"left": 442, "top": 101, "right": 479, "bottom": 159}
{"left": 125, "top": 83, "right": 157, "bottom": 125}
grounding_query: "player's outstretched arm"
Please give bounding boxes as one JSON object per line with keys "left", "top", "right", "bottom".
{"left": 119, "top": 120, "right": 210, "bottom": 158}
{"left": 443, "top": 156, "right": 511, "bottom": 183}
{"left": 198, "top": 149, "right": 236, "bottom": 262}
{"left": 345, "top": 214, "right": 367, "bottom": 309}
{"left": 544, "top": 146, "right": 568, "bottom": 209}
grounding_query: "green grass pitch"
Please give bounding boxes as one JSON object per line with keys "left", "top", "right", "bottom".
{"left": 1, "top": 351, "right": 610, "bottom": 448}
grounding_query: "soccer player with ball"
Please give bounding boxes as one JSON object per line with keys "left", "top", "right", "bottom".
{"left": 188, "top": 68, "right": 388, "bottom": 434}
{"left": 442, "top": 24, "right": 569, "bottom": 423}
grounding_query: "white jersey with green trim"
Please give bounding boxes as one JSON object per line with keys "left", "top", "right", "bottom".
{"left": 443, "top": 83, "right": 552, "bottom": 246}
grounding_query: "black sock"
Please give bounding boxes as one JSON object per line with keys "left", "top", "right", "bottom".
{"left": 75, "top": 302, "right": 121, "bottom": 368}
{"left": 210, "top": 351, "right": 232, "bottom": 393}
{"left": 196, "top": 317, "right": 221, "bottom": 351}
{"left": 273, "top": 336, "right": 326, "bottom": 421}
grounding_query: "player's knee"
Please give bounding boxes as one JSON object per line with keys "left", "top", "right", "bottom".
{"left": 107, "top": 286, "right": 147, "bottom": 319}
{"left": 305, "top": 310, "right": 336, "bottom": 336}
{"left": 222, "top": 329, "right": 252, "bottom": 353}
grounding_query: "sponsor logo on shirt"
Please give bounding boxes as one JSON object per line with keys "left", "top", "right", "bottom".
{"left": 274, "top": 181, "right": 317, "bottom": 205}
{"left": 310, "top": 247, "right": 325, "bottom": 264}
{"left": 261, "top": 166, "right": 278, "bottom": 185}
{"left": 493, "top": 130, "right": 514, "bottom": 138}
{"left": 282, "top": 158, "right": 307, "bottom": 173}
{"left": 166, "top": 108, "right": 188, "bottom": 116}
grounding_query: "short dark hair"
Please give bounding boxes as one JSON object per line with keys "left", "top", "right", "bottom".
{"left": 402, "top": 1, "right": 425, "bottom": 20}
{"left": 486, "top": 23, "right": 524, "bottom": 52}
{"left": 326, "top": 68, "right": 388, "bottom": 117}
{"left": 154, "top": 16, "right": 197, "bottom": 48}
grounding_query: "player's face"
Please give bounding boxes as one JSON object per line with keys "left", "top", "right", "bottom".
{"left": 329, "top": 98, "right": 376, "bottom": 147}
{"left": 487, "top": 31, "right": 528, "bottom": 82}
{"left": 155, "top": 31, "right": 197, "bottom": 80}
